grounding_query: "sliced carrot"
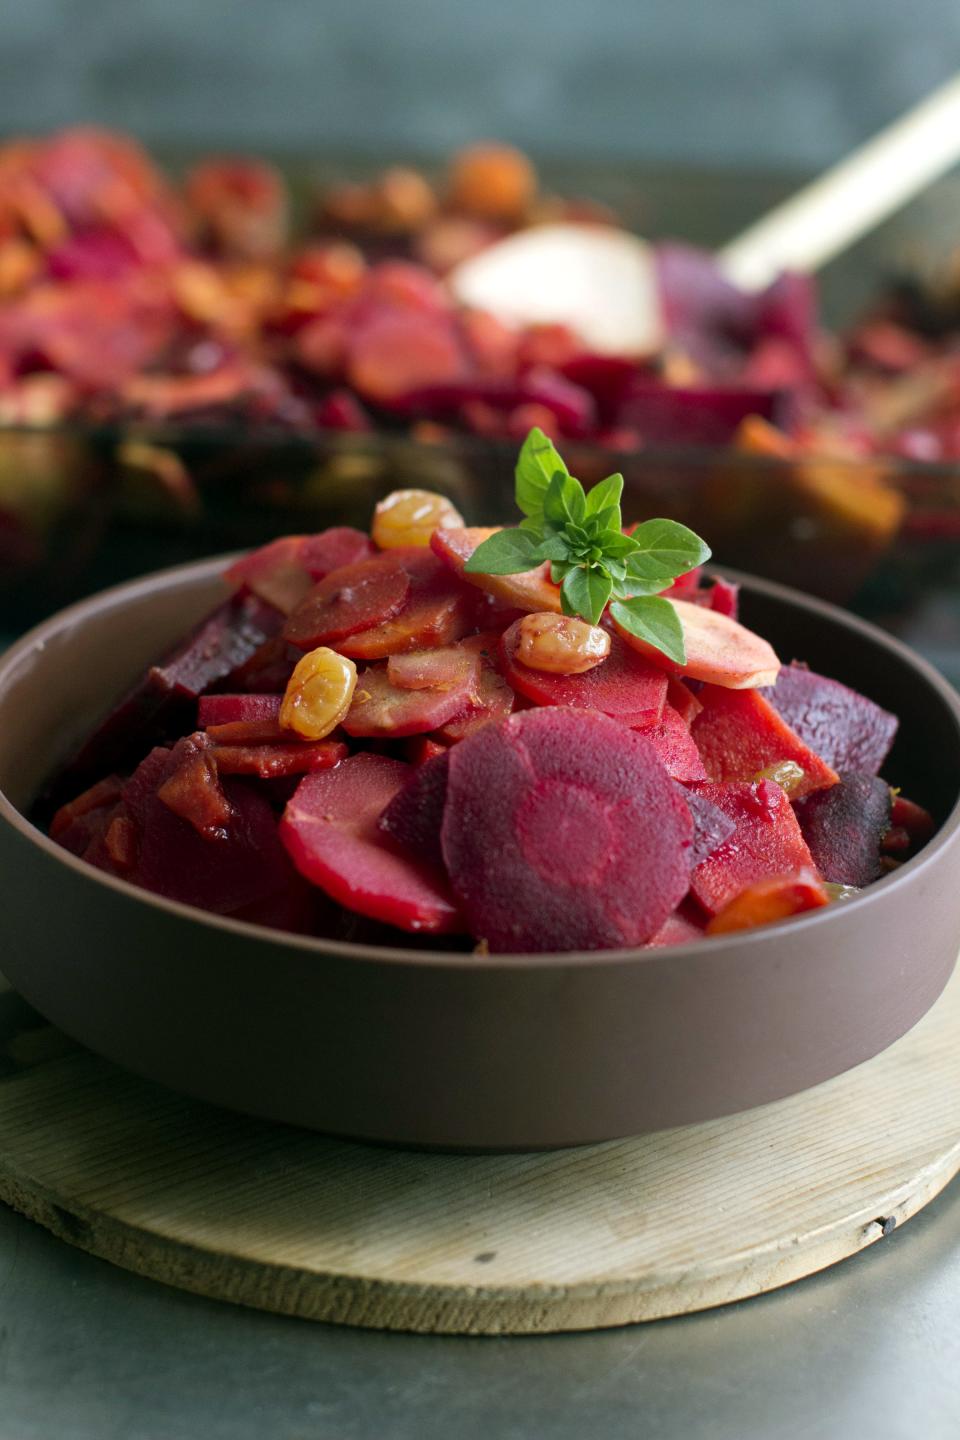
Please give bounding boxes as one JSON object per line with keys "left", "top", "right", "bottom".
{"left": 431, "top": 526, "right": 562, "bottom": 614}
{"left": 613, "top": 597, "right": 780, "bottom": 689}
{"left": 706, "top": 869, "right": 829, "bottom": 935}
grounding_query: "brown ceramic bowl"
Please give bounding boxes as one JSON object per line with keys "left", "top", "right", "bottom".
{"left": 1, "top": 558, "right": 960, "bottom": 1149}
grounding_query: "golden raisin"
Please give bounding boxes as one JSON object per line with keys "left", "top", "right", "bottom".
{"left": 372, "top": 488, "right": 464, "bottom": 549}
{"left": 753, "top": 760, "right": 806, "bottom": 796}
{"left": 280, "top": 647, "right": 357, "bottom": 739}
{"left": 516, "top": 613, "right": 611, "bottom": 675}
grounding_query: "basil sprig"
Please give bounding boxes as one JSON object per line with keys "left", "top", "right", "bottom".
{"left": 463, "top": 428, "right": 711, "bottom": 664}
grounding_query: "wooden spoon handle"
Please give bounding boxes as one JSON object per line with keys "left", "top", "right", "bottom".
{"left": 718, "top": 73, "right": 960, "bottom": 290}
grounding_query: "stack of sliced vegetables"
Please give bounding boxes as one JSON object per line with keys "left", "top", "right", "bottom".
{"left": 49, "top": 430, "right": 934, "bottom": 953}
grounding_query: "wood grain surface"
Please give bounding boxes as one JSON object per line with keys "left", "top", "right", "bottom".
{"left": 0, "top": 963, "right": 958, "bottom": 1336}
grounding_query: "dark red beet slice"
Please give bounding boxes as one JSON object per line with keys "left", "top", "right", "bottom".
{"left": 619, "top": 379, "right": 783, "bottom": 446}
{"left": 50, "top": 775, "right": 124, "bottom": 841}
{"left": 378, "top": 750, "right": 450, "bottom": 870}
{"left": 406, "top": 736, "right": 450, "bottom": 765}
{"left": 119, "top": 737, "right": 299, "bottom": 916}
{"left": 793, "top": 772, "right": 892, "bottom": 887}
{"left": 762, "top": 663, "right": 899, "bottom": 776}
{"left": 338, "top": 550, "right": 476, "bottom": 660}
{"left": 441, "top": 708, "right": 692, "bottom": 952}
{"left": 343, "top": 657, "right": 480, "bottom": 737}
{"left": 679, "top": 783, "right": 736, "bottom": 868}
{"left": 646, "top": 910, "right": 707, "bottom": 947}
{"left": 301, "top": 526, "right": 376, "bottom": 580}
{"left": 205, "top": 718, "right": 290, "bottom": 744}
{"left": 691, "top": 685, "right": 838, "bottom": 798}
{"left": 637, "top": 703, "right": 706, "bottom": 782}
{"left": 500, "top": 621, "right": 667, "bottom": 729}
{"left": 42, "top": 594, "right": 283, "bottom": 814}
{"left": 688, "top": 780, "right": 817, "bottom": 916}
{"left": 283, "top": 551, "right": 412, "bottom": 649}
{"left": 197, "top": 693, "right": 283, "bottom": 727}
{"left": 280, "top": 754, "right": 461, "bottom": 933}
{"left": 215, "top": 636, "right": 299, "bottom": 695}
{"left": 212, "top": 739, "right": 347, "bottom": 778}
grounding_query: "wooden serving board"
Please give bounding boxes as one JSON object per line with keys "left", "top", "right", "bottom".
{"left": 0, "top": 965, "right": 959, "bottom": 1336}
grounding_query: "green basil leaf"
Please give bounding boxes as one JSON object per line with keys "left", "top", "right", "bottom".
{"left": 543, "top": 470, "right": 587, "bottom": 530}
{"left": 610, "top": 596, "right": 686, "bottom": 665}
{"left": 628, "top": 518, "right": 711, "bottom": 581}
{"left": 584, "top": 472, "right": 623, "bottom": 520}
{"left": 587, "top": 504, "right": 622, "bottom": 535}
{"left": 620, "top": 553, "right": 676, "bottom": 596}
{"left": 561, "top": 565, "right": 613, "bottom": 626}
{"left": 599, "top": 530, "right": 641, "bottom": 559}
{"left": 464, "top": 528, "right": 543, "bottom": 576}
{"left": 533, "top": 532, "right": 572, "bottom": 563}
{"left": 515, "top": 427, "right": 569, "bottom": 520}
{"left": 519, "top": 515, "right": 544, "bottom": 535}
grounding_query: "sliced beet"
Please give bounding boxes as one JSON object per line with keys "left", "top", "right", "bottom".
{"left": 378, "top": 750, "right": 450, "bottom": 870}
{"left": 440, "top": 708, "right": 692, "bottom": 953}
{"left": 197, "top": 693, "right": 283, "bottom": 727}
{"left": 118, "top": 737, "right": 299, "bottom": 916}
{"left": 646, "top": 910, "right": 707, "bottom": 947}
{"left": 156, "top": 748, "right": 232, "bottom": 839}
{"left": 638, "top": 703, "right": 706, "bottom": 782}
{"left": 212, "top": 739, "right": 347, "bottom": 778}
{"left": 500, "top": 621, "right": 667, "bottom": 729}
{"left": 338, "top": 550, "right": 476, "bottom": 660}
{"left": 691, "top": 685, "right": 838, "bottom": 798}
{"left": 793, "top": 772, "right": 892, "bottom": 887}
{"left": 283, "top": 551, "right": 412, "bottom": 649}
{"left": 41, "top": 593, "right": 283, "bottom": 814}
{"left": 50, "top": 774, "right": 124, "bottom": 842}
{"left": 280, "top": 754, "right": 461, "bottom": 933}
{"left": 688, "top": 780, "right": 818, "bottom": 916}
{"left": 343, "top": 658, "right": 480, "bottom": 738}
{"left": 762, "top": 662, "right": 899, "bottom": 776}
{"left": 679, "top": 783, "right": 737, "bottom": 867}
{"left": 205, "top": 718, "right": 290, "bottom": 744}
{"left": 301, "top": 526, "right": 376, "bottom": 579}
{"left": 666, "top": 677, "right": 703, "bottom": 727}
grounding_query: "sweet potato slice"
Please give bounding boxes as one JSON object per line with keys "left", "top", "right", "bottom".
{"left": 344, "top": 657, "right": 480, "bottom": 737}
{"left": 440, "top": 708, "right": 693, "bottom": 952}
{"left": 280, "top": 754, "right": 461, "bottom": 933}
{"left": 500, "top": 620, "right": 667, "bottom": 729}
{"left": 763, "top": 662, "right": 899, "bottom": 775}
{"left": 706, "top": 870, "right": 829, "bottom": 934}
{"left": 688, "top": 780, "right": 818, "bottom": 916}
{"left": 793, "top": 772, "right": 892, "bottom": 886}
{"left": 283, "top": 551, "right": 411, "bottom": 649}
{"left": 431, "top": 526, "right": 562, "bottom": 613}
{"left": 691, "top": 685, "right": 838, "bottom": 798}
{"left": 613, "top": 598, "right": 780, "bottom": 689}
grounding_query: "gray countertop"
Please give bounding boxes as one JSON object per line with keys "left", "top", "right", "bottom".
{"left": 1, "top": 980, "right": 958, "bottom": 1440}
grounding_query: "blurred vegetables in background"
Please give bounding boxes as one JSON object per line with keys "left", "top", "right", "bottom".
{"left": 0, "top": 126, "right": 959, "bottom": 634}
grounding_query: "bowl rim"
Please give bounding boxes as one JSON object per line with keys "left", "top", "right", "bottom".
{"left": 3, "top": 552, "right": 960, "bottom": 973}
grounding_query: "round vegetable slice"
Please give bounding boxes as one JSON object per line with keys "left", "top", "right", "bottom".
{"left": 431, "top": 526, "right": 562, "bottom": 613}
{"left": 440, "top": 708, "right": 692, "bottom": 952}
{"left": 343, "top": 656, "right": 480, "bottom": 737}
{"left": 500, "top": 620, "right": 667, "bottom": 728}
{"left": 280, "top": 754, "right": 461, "bottom": 933}
{"left": 612, "top": 598, "right": 780, "bottom": 689}
{"left": 283, "top": 552, "right": 412, "bottom": 650}
{"left": 338, "top": 550, "right": 475, "bottom": 660}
